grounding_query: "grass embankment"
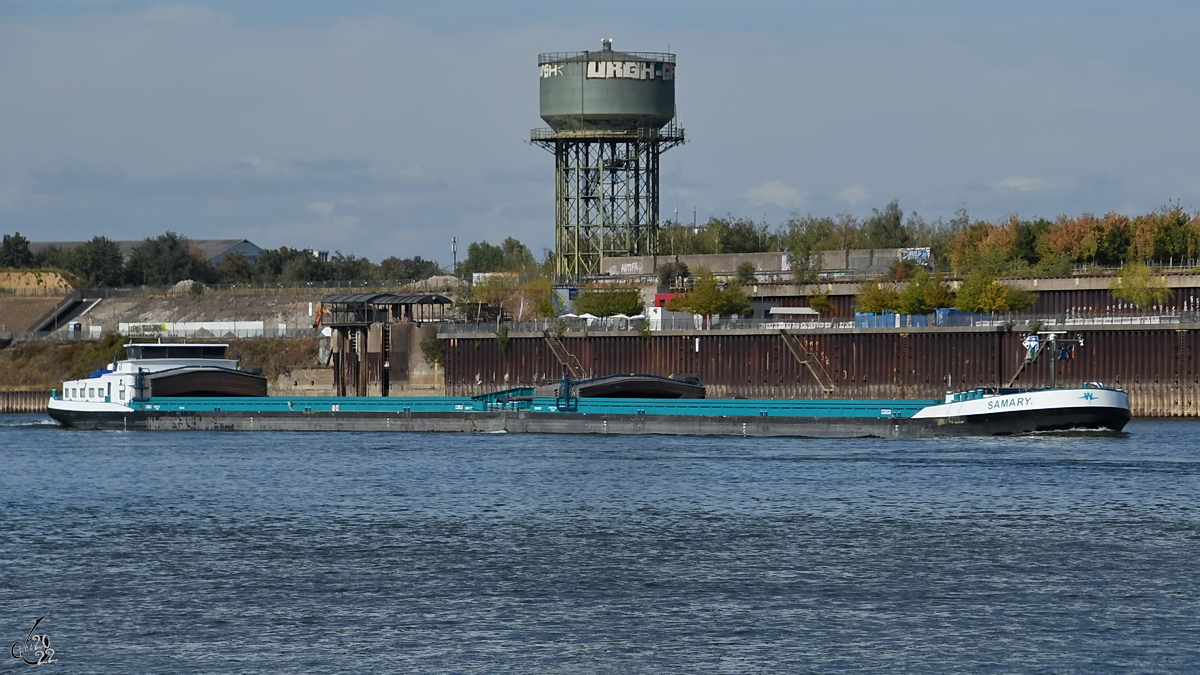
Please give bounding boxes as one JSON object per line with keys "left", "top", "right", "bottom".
{"left": 0, "top": 335, "right": 321, "bottom": 390}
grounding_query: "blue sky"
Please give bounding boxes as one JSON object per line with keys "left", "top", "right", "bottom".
{"left": 1, "top": 1, "right": 1198, "bottom": 267}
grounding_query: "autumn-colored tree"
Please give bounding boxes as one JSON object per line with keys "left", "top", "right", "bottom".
{"left": 946, "top": 221, "right": 995, "bottom": 274}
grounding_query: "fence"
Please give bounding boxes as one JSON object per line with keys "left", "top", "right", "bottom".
{"left": 436, "top": 309, "right": 1200, "bottom": 336}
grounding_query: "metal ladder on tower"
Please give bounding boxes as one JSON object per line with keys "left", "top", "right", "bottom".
{"left": 780, "top": 332, "right": 837, "bottom": 393}
{"left": 543, "top": 331, "right": 588, "bottom": 379}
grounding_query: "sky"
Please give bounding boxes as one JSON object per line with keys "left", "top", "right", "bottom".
{"left": 1, "top": 1, "right": 1198, "bottom": 268}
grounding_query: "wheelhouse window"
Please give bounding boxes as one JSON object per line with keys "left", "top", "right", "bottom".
{"left": 126, "top": 344, "right": 228, "bottom": 359}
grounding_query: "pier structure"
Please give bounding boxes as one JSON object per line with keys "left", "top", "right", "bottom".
{"left": 318, "top": 293, "right": 451, "bottom": 397}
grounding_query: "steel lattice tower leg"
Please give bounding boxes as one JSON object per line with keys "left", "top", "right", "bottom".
{"left": 547, "top": 137, "right": 669, "bottom": 280}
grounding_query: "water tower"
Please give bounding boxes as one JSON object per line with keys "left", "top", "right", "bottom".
{"left": 533, "top": 39, "right": 684, "bottom": 279}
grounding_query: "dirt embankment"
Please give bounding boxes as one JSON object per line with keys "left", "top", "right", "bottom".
{"left": 85, "top": 292, "right": 326, "bottom": 331}
{"left": 0, "top": 335, "right": 323, "bottom": 391}
{"left": 0, "top": 271, "right": 73, "bottom": 295}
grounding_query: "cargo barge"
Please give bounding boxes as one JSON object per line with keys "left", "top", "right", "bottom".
{"left": 47, "top": 343, "right": 1131, "bottom": 437}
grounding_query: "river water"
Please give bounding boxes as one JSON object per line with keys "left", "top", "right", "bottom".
{"left": 2, "top": 416, "right": 1199, "bottom": 672}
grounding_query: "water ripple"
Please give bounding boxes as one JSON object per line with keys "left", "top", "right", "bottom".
{"left": 2, "top": 417, "right": 1198, "bottom": 672}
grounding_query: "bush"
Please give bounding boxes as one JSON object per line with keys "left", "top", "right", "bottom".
{"left": 420, "top": 336, "right": 445, "bottom": 366}
{"left": 573, "top": 287, "right": 644, "bottom": 317}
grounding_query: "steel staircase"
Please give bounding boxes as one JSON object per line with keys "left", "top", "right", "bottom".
{"left": 780, "top": 332, "right": 837, "bottom": 393}
{"left": 543, "top": 331, "right": 588, "bottom": 379}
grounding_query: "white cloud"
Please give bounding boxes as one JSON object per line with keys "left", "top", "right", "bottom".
{"left": 837, "top": 184, "right": 869, "bottom": 206}
{"left": 996, "top": 177, "right": 1055, "bottom": 192}
{"left": 743, "top": 180, "right": 805, "bottom": 208}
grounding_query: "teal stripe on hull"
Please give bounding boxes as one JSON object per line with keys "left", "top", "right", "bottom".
{"left": 134, "top": 396, "right": 940, "bottom": 419}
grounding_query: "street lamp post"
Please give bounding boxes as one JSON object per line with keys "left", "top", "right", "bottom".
{"left": 452, "top": 237, "right": 458, "bottom": 277}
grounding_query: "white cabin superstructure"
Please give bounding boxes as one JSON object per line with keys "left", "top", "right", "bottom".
{"left": 49, "top": 343, "right": 264, "bottom": 416}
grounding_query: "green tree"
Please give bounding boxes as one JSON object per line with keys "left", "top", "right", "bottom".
{"left": 216, "top": 252, "right": 254, "bottom": 283}
{"left": 896, "top": 269, "right": 931, "bottom": 314}
{"left": 500, "top": 237, "right": 537, "bottom": 275}
{"left": 420, "top": 336, "right": 445, "bottom": 366}
{"left": 327, "top": 252, "right": 376, "bottom": 281}
{"left": 1095, "top": 218, "right": 1131, "bottom": 265}
{"left": 0, "top": 232, "right": 33, "bottom": 268}
{"left": 956, "top": 270, "right": 1037, "bottom": 311}
{"left": 808, "top": 288, "right": 835, "bottom": 315}
{"left": 251, "top": 247, "right": 310, "bottom": 282}
{"left": 380, "top": 256, "right": 443, "bottom": 280}
{"left": 573, "top": 287, "right": 644, "bottom": 317}
{"left": 721, "top": 282, "right": 751, "bottom": 317}
{"left": 664, "top": 268, "right": 749, "bottom": 320}
{"left": 469, "top": 273, "right": 521, "bottom": 318}
{"left": 68, "top": 236, "right": 124, "bottom": 287}
{"left": 782, "top": 215, "right": 832, "bottom": 284}
{"left": 125, "top": 232, "right": 215, "bottom": 285}
{"left": 521, "top": 278, "right": 557, "bottom": 318}
{"left": 720, "top": 217, "right": 775, "bottom": 253}
{"left": 923, "top": 271, "right": 956, "bottom": 309}
{"left": 279, "top": 255, "right": 323, "bottom": 282}
{"left": 459, "top": 240, "right": 505, "bottom": 277}
{"left": 1010, "top": 219, "right": 1048, "bottom": 268}
{"left": 459, "top": 237, "right": 536, "bottom": 277}
{"left": 863, "top": 200, "right": 909, "bottom": 248}
{"left": 32, "top": 245, "right": 69, "bottom": 269}
{"left": 735, "top": 261, "right": 757, "bottom": 285}
{"left": 976, "top": 281, "right": 1010, "bottom": 312}
{"left": 1150, "top": 205, "right": 1192, "bottom": 263}
{"left": 657, "top": 260, "right": 690, "bottom": 286}
{"left": 955, "top": 270, "right": 994, "bottom": 312}
{"left": 855, "top": 279, "right": 900, "bottom": 313}
{"left": 1111, "top": 263, "right": 1172, "bottom": 310}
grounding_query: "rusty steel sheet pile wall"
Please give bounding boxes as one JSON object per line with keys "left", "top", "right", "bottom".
{"left": 1, "top": 391, "right": 48, "bottom": 413}
{"left": 443, "top": 327, "right": 1200, "bottom": 417}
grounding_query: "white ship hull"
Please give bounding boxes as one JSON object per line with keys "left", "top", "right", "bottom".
{"left": 911, "top": 387, "right": 1130, "bottom": 433}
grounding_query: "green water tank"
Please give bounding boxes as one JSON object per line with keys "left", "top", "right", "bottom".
{"left": 539, "top": 39, "right": 676, "bottom": 132}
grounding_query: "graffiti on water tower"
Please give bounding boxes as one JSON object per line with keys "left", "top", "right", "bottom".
{"left": 540, "top": 62, "right": 674, "bottom": 80}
